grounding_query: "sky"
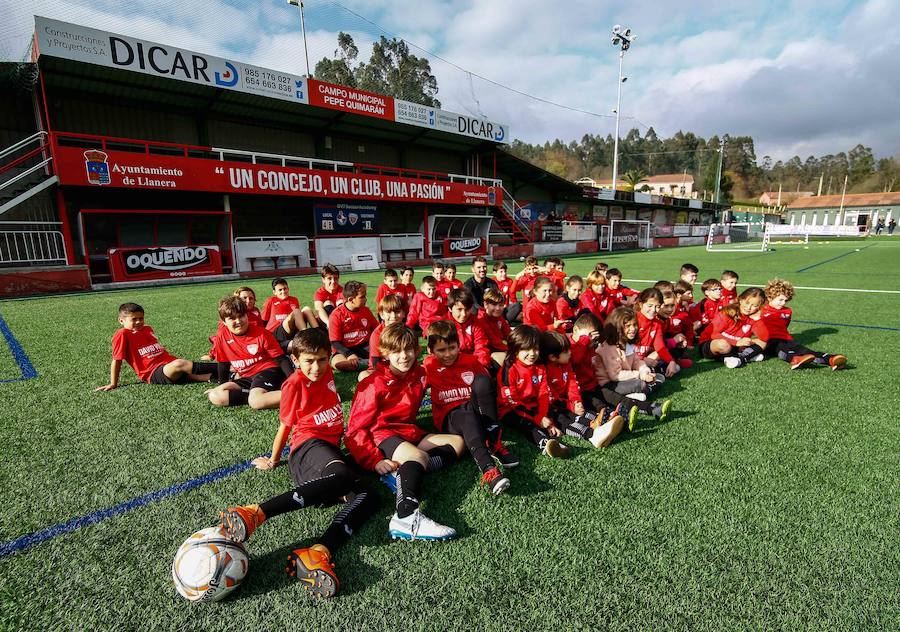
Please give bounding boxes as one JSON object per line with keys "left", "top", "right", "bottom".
{"left": 4, "top": 0, "right": 899, "bottom": 163}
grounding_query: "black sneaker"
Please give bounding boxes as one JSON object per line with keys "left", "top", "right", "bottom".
{"left": 492, "top": 442, "right": 520, "bottom": 469}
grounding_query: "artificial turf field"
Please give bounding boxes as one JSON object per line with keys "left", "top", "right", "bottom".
{"left": 0, "top": 239, "right": 898, "bottom": 631}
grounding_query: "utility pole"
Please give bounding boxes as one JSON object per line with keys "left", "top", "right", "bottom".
{"left": 610, "top": 25, "right": 634, "bottom": 192}
{"left": 714, "top": 137, "right": 725, "bottom": 204}
{"left": 287, "top": 0, "right": 312, "bottom": 77}
{"left": 837, "top": 174, "right": 848, "bottom": 226}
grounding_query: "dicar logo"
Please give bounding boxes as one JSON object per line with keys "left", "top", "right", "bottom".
{"left": 215, "top": 62, "right": 238, "bottom": 87}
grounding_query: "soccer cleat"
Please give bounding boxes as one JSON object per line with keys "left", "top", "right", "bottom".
{"left": 542, "top": 438, "right": 571, "bottom": 459}
{"left": 724, "top": 356, "right": 742, "bottom": 369}
{"left": 492, "top": 440, "right": 520, "bottom": 469}
{"left": 220, "top": 504, "right": 266, "bottom": 543}
{"left": 677, "top": 358, "right": 693, "bottom": 369}
{"left": 751, "top": 353, "right": 765, "bottom": 362}
{"left": 480, "top": 467, "right": 511, "bottom": 496}
{"left": 627, "top": 405, "right": 639, "bottom": 432}
{"left": 379, "top": 471, "right": 398, "bottom": 494}
{"left": 658, "top": 399, "right": 672, "bottom": 422}
{"left": 626, "top": 392, "right": 647, "bottom": 402}
{"left": 591, "top": 414, "right": 624, "bottom": 448}
{"left": 828, "top": 354, "right": 847, "bottom": 371}
{"left": 285, "top": 546, "right": 339, "bottom": 598}
{"left": 790, "top": 354, "right": 815, "bottom": 370}
{"left": 389, "top": 509, "right": 456, "bottom": 541}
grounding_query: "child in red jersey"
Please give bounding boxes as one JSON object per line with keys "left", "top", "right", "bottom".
{"left": 443, "top": 264, "right": 464, "bottom": 297}
{"left": 718, "top": 270, "right": 739, "bottom": 308}
{"left": 399, "top": 267, "right": 417, "bottom": 305}
{"left": 689, "top": 278, "right": 723, "bottom": 340}
{"left": 478, "top": 288, "right": 511, "bottom": 365}
{"left": 218, "top": 329, "right": 378, "bottom": 598}
{"left": 523, "top": 276, "right": 567, "bottom": 332}
{"left": 493, "top": 261, "right": 521, "bottom": 322}
{"left": 328, "top": 281, "right": 377, "bottom": 372}
{"left": 659, "top": 289, "right": 693, "bottom": 367}
{"left": 541, "top": 331, "right": 624, "bottom": 448}
{"left": 580, "top": 270, "right": 610, "bottom": 321}
{"left": 424, "top": 321, "right": 513, "bottom": 494}
{"left": 497, "top": 325, "right": 570, "bottom": 458}
{"left": 699, "top": 287, "right": 769, "bottom": 369}
{"left": 447, "top": 288, "right": 491, "bottom": 367}
{"left": 761, "top": 278, "right": 847, "bottom": 370}
{"left": 604, "top": 268, "right": 639, "bottom": 308}
{"left": 207, "top": 296, "right": 293, "bottom": 409}
{"left": 555, "top": 275, "right": 585, "bottom": 332}
{"left": 375, "top": 268, "right": 405, "bottom": 307}
{"left": 679, "top": 263, "right": 699, "bottom": 287}
{"left": 263, "top": 278, "right": 319, "bottom": 352}
{"left": 203, "top": 286, "right": 264, "bottom": 361}
{"left": 313, "top": 264, "right": 344, "bottom": 327}
{"left": 568, "top": 312, "right": 604, "bottom": 410}
{"left": 406, "top": 276, "right": 448, "bottom": 335}
{"left": 514, "top": 256, "right": 541, "bottom": 304}
{"left": 544, "top": 257, "right": 566, "bottom": 293}
{"left": 365, "top": 294, "right": 406, "bottom": 376}
{"left": 345, "top": 324, "right": 464, "bottom": 541}
{"left": 594, "top": 307, "right": 672, "bottom": 431}
{"left": 97, "top": 302, "right": 214, "bottom": 391}
{"left": 634, "top": 288, "right": 683, "bottom": 378}
{"left": 432, "top": 261, "right": 450, "bottom": 300}
{"left": 673, "top": 281, "right": 695, "bottom": 336}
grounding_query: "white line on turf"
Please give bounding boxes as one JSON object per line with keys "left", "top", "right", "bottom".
{"left": 623, "top": 279, "right": 900, "bottom": 295}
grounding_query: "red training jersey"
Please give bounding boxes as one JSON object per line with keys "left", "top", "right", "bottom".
{"left": 406, "top": 292, "right": 448, "bottom": 333}
{"left": 555, "top": 295, "right": 580, "bottom": 331}
{"left": 280, "top": 367, "right": 344, "bottom": 453}
{"left": 453, "top": 313, "right": 491, "bottom": 366}
{"left": 523, "top": 298, "right": 558, "bottom": 332}
{"left": 701, "top": 311, "right": 769, "bottom": 345}
{"left": 494, "top": 277, "right": 517, "bottom": 304}
{"left": 635, "top": 311, "right": 673, "bottom": 363}
{"left": 760, "top": 304, "right": 793, "bottom": 340}
{"left": 477, "top": 310, "right": 510, "bottom": 352}
{"left": 401, "top": 283, "right": 417, "bottom": 306}
{"left": 111, "top": 325, "right": 176, "bottom": 383}
{"left": 328, "top": 304, "right": 377, "bottom": 351}
{"left": 546, "top": 361, "right": 582, "bottom": 411}
{"left": 314, "top": 284, "right": 344, "bottom": 307}
{"left": 568, "top": 333, "right": 598, "bottom": 391}
{"left": 423, "top": 353, "right": 487, "bottom": 431}
{"left": 212, "top": 322, "right": 284, "bottom": 378}
{"left": 664, "top": 309, "right": 693, "bottom": 341}
{"left": 689, "top": 298, "right": 720, "bottom": 331}
{"left": 497, "top": 360, "right": 550, "bottom": 426}
{"left": 580, "top": 288, "right": 609, "bottom": 322}
{"left": 719, "top": 287, "right": 737, "bottom": 307}
{"left": 368, "top": 322, "right": 386, "bottom": 366}
{"left": 550, "top": 269, "right": 566, "bottom": 292}
{"left": 345, "top": 362, "right": 428, "bottom": 470}
{"left": 605, "top": 285, "right": 638, "bottom": 308}
{"left": 516, "top": 273, "right": 539, "bottom": 304}
{"left": 262, "top": 295, "right": 300, "bottom": 332}
{"left": 375, "top": 283, "right": 404, "bottom": 308}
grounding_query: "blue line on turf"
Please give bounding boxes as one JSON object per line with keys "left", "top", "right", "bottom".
{"left": 0, "top": 398, "right": 435, "bottom": 559}
{"left": 0, "top": 312, "right": 37, "bottom": 384}
{"left": 794, "top": 319, "right": 900, "bottom": 332}
{"left": 795, "top": 244, "right": 874, "bottom": 273}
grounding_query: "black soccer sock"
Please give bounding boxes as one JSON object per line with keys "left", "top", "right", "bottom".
{"left": 425, "top": 445, "right": 458, "bottom": 472}
{"left": 813, "top": 353, "right": 830, "bottom": 365}
{"left": 450, "top": 411, "right": 495, "bottom": 473}
{"left": 259, "top": 467, "right": 355, "bottom": 519}
{"left": 318, "top": 484, "right": 380, "bottom": 554}
{"left": 470, "top": 374, "right": 498, "bottom": 424}
{"left": 227, "top": 390, "right": 249, "bottom": 406}
{"left": 395, "top": 461, "right": 424, "bottom": 518}
{"left": 738, "top": 344, "right": 764, "bottom": 360}
{"left": 191, "top": 361, "right": 217, "bottom": 376}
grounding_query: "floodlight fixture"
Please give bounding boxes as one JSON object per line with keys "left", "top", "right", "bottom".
{"left": 609, "top": 24, "right": 635, "bottom": 191}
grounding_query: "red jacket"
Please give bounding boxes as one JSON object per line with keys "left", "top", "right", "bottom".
{"left": 555, "top": 296, "right": 580, "bottom": 331}
{"left": 453, "top": 313, "right": 491, "bottom": 366}
{"left": 546, "top": 361, "right": 582, "bottom": 411}
{"left": 423, "top": 353, "right": 486, "bottom": 432}
{"left": 580, "top": 289, "right": 609, "bottom": 321}
{"left": 689, "top": 298, "right": 720, "bottom": 332}
{"left": 477, "top": 310, "right": 510, "bottom": 352}
{"left": 568, "top": 333, "right": 598, "bottom": 391}
{"left": 700, "top": 311, "right": 769, "bottom": 345}
{"left": 494, "top": 277, "right": 518, "bottom": 304}
{"left": 523, "top": 299, "right": 558, "bottom": 332}
{"left": 635, "top": 311, "right": 673, "bottom": 363}
{"left": 664, "top": 309, "right": 693, "bottom": 341}
{"left": 406, "top": 292, "right": 448, "bottom": 333}
{"left": 760, "top": 305, "right": 792, "bottom": 340}
{"left": 345, "top": 362, "right": 427, "bottom": 470}
{"left": 497, "top": 360, "right": 550, "bottom": 426}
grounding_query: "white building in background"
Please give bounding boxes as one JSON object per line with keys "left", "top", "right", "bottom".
{"left": 577, "top": 173, "right": 695, "bottom": 198}
{"left": 786, "top": 192, "right": 899, "bottom": 230}
{"left": 759, "top": 191, "right": 813, "bottom": 206}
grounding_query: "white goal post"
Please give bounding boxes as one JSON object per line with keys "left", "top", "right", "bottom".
{"left": 706, "top": 222, "right": 768, "bottom": 252}
{"left": 600, "top": 220, "right": 651, "bottom": 251}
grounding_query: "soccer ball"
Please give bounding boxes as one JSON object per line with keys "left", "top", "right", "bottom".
{"left": 519, "top": 256, "right": 525, "bottom": 261}
{"left": 172, "top": 526, "right": 249, "bottom": 602}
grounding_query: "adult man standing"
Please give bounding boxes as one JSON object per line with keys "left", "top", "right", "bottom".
{"left": 463, "top": 256, "right": 500, "bottom": 310}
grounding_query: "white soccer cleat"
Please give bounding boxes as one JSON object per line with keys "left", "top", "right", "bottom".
{"left": 389, "top": 510, "right": 456, "bottom": 541}
{"left": 724, "top": 357, "right": 742, "bottom": 369}
{"left": 626, "top": 392, "right": 647, "bottom": 401}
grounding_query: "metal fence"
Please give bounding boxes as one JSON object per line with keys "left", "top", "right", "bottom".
{"left": 0, "top": 222, "right": 67, "bottom": 266}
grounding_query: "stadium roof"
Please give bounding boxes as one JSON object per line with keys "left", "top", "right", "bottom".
{"left": 787, "top": 192, "right": 900, "bottom": 209}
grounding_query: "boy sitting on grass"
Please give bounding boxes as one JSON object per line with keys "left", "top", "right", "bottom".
{"left": 447, "top": 288, "right": 491, "bottom": 367}
{"left": 263, "top": 277, "right": 319, "bottom": 353}
{"left": 219, "top": 328, "right": 379, "bottom": 598}
{"left": 97, "top": 302, "right": 215, "bottom": 391}
{"left": 375, "top": 268, "right": 404, "bottom": 307}
{"left": 206, "top": 296, "right": 293, "bottom": 409}
{"left": 313, "top": 264, "right": 344, "bottom": 327}
{"left": 477, "top": 288, "right": 511, "bottom": 365}
{"left": 328, "top": 281, "right": 377, "bottom": 372}
{"left": 406, "top": 276, "right": 448, "bottom": 336}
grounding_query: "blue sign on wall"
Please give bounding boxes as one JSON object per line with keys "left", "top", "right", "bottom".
{"left": 314, "top": 203, "right": 378, "bottom": 235}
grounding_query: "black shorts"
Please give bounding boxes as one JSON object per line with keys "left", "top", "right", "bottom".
{"left": 288, "top": 438, "right": 346, "bottom": 487}
{"left": 700, "top": 340, "right": 717, "bottom": 359}
{"left": 232, "top": 366, "right": 287, "bottom": 392}
{"left": 378, "top": 435, "right": 409, "bottom": 460}
{"left": 331, "top": 343, "right": 370, "bottom": 360}
{"left": 273, "top": 326, "right": 291, "bottom": 352}
{"left": 149, "top": 363, "right": 189, "bottom": 385}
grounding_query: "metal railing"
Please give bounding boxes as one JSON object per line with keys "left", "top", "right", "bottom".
{"left": 0, "top": 221, "right": 67, "bottom": 266}
{"left": 0, "top": 131, "right": 53, "bottom": 195}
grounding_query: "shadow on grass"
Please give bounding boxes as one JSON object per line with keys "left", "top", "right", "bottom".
{"left": 792, "top": 327, "right": 839, "bottom": 346}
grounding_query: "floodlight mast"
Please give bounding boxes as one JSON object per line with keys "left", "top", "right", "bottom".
{"left": 610, "top": 25, "right": 634, "bottom": 194}
{"left": 287, "top": 0, "right": 312, "bottom": 77}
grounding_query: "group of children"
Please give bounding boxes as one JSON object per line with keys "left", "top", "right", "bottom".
{"left": 97, "top": 256, "right": 847, "bottom": 599}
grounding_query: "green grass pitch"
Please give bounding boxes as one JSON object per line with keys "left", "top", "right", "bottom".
{"left": 0, "top": 240, "right": 898, "bottom": 630}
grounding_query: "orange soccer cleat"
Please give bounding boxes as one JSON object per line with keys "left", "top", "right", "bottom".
{"left": 286, "top": 545, "right": 339, "bottom": 598}
{"left": 789, "top": 354, "right": 815, "bottom": 370}
{"left": 219, "top": 504, "right": 266, "bottom": 542}
{"left": 828, "top": 354, "right": 848, "bottom": 371}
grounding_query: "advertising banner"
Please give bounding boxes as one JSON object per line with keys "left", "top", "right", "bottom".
{"left": 55, "top": 144, "right": 500, "bottom": 206}
{"left": 34, "top": 17, "right": 308, "bottom": 105}
{"left": 108, "top": 245, "right": 222, "bottom": 282}
{"left": 611, "top": 222, "right": 641, "bottom": 251}
{"left": 314, "top": 203, "right": 378, "bottom": 234}
{"left": 308, "top": 80, "right": 394, "bottom": 120}
{"left": 442, "top": 236, "right": 488, "bottom": 257}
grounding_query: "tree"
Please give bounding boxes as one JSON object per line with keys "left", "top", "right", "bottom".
{"left": 314, "top": 33, "right": 440, "bottom": 107}
{"left": 622, "top": 168, "right": 647, "bottom": 192}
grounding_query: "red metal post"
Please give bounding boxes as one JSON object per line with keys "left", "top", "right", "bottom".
{"left": 55, "top": 188, "right": 77, "bottom": 265}
{"left": 422, "top": 205, "right": 429, "bottom": 261}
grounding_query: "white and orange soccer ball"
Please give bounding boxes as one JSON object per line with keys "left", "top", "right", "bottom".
{"left": 172, "top": 526, "right": 249, "bottom": 602}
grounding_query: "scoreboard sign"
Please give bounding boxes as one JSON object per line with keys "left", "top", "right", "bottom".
{"left": 314, "top": 203, "right": 378, "bottom": 235}
{"left": 108, "top": 245, "right": 222, "bottom": 282}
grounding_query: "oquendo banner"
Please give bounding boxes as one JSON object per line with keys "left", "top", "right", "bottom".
{"left": 108, "top": 245, "right": 222, "bottom": 282}
{"left": 57, "top": 144, "right": 502, "bottom": 207}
